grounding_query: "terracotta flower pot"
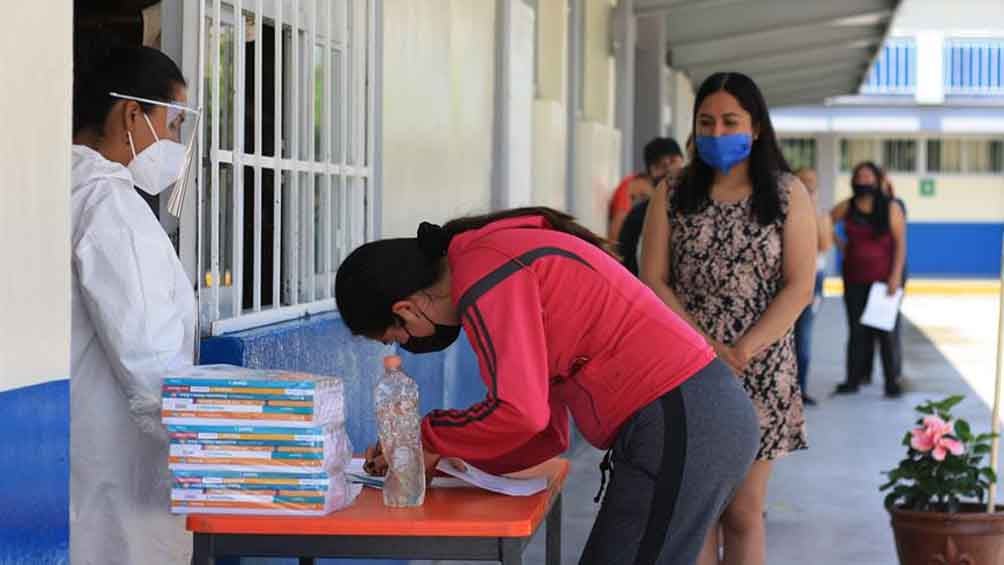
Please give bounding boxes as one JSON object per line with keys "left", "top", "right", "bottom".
{"left": 890, "top": 504, "right": 1004, "bottom": 564}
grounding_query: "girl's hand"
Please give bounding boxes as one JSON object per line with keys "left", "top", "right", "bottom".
{"left": 886, "top": 273, "right": 903, "bottom": 295}
{"left": 363, "top": 442, "right": 387, "bottom": 476}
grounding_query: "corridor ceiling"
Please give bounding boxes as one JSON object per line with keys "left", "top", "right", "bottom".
{"left": 637, "top": 0, "right": 903, "bottom": 107}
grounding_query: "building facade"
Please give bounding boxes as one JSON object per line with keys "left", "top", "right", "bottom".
{"left": 774, "top": 0, "right": 1004, "bottom": 277}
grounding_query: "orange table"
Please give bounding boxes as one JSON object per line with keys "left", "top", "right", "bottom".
{"left": 187, "top": 458, "right": 569, "bottom": 564}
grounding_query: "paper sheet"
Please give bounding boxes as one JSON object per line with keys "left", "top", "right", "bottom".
{"left": 435, "top": 459, "right": 548, "bottom": 497}
{"left": 860, "top": 282, "right": 904, "bottom": 332}
{"left": 346, "top": 458, "right": 467, "bottom": 489}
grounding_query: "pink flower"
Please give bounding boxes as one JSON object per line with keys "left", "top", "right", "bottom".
{"left": 932, "top": 438, "right": 965, "bottom": 461}
{"left": 910, "top": 415, "right": 966, "bottom": 460}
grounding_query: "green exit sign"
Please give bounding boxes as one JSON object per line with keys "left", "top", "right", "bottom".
{"left": 919, "top": 178, "right": 936, "bottom": 197}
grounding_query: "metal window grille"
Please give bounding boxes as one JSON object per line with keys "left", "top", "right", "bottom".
{"left": 945, "top": 39, "right": 1004, "bottom": 95}
{"left": 839, "top": 139, "right": 878, "bottom": 172}
{"left": 926, "top": 138, "right": 1003, "bottom": 174}
{"left": 778, "top": 138, "right": 816, "bottom": 171}
{"left": 196, "top": 0, "right": 375, "bottom": 336}
{"left": 881, "top": 139, "right": 917, "bottom": 173}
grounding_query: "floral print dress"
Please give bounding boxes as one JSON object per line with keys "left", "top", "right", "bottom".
{"left": 667, "top": 174, "right": 807, "bottom": 460}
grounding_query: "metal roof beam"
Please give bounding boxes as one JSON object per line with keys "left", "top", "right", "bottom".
{"left": 671, "top": 25, "right": 884, "bottom": 68}
{"left": 685, "top": 44, "right": 876, "bottom": 83}
{"left": 642, "top": 0, "right": 893, "bottom": 45}
{"left": 764, "top": 82, "right": 861, "bottom": 107}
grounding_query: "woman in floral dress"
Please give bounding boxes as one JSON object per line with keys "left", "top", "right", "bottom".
{"left": 641, "top": 72, "right": 817, "bottom": 565}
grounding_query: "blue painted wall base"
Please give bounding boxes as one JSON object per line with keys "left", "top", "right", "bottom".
{"left": 833, "top": 222, "right": 1004, "bottom": 278}
{"left": 0, "top": 380, "right": 69, "bottom": 565}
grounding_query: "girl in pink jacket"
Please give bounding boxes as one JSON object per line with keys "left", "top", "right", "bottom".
{"left": 335, "top": 207, "right": 757, "bottom": 564}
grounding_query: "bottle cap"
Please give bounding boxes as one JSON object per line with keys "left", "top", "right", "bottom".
{"left": 383, "top": 355, "right": 402, "bottom": 370}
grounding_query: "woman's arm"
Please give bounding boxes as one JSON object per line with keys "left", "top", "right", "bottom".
{"left": 420, "top": 260, "right": 561, "bottom": 469}
{"left": 887, "top": 202, "right": 908, "bottom": 294}
{"left": 639, "top": 181, "right": 707, "bottom": 336}
{"left": 734, "top": 178, "right": 817, "bottom": 366}
{"left": 638, "top": 181, "right": 745, "bottom": 370}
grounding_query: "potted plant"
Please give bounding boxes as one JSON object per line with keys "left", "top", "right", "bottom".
{"left": 881, "top": 395, "right": 1004, "bottom": 564}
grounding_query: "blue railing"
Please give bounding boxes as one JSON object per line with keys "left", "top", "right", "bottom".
{"left": 861, "top": 38, "right": 917, "bottom": 94}
{"left": 945, "top": 39, "right": 1004, "bottom": 95}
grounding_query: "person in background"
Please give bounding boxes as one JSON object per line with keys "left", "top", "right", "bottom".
{"left": 71, "top": 47, "right": 197, "bottom": 564}
{"left": 339, "top": 207, "right": 758, "bottom": 565}
{"left": 830, "top": 162, "right": 907, "bottom": 397}
{"left": 618, "top": 138, "right": 686, "bottom": 276}
{"left": 792, "top": 168, "right": 833, "bottom": 406}
{"left": 608, "top": 137, "right": 685, "bottom": 241}
{"left": 641, "top": 72, "right": 815, "bottom": 565}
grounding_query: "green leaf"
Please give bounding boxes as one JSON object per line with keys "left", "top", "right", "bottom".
{"left": 955, "top": 420, "right": 972, "bottom": 441}
{"left": 974, "top": 444, "right": 991, "bottom": 454}
{"left": 916, "top": 405, "right": 934, "bottom": 415}
{"left": 981, "top": 467, "right": 998, "bottom": 483}
{"left": 940, "top": 395, "right": 965, "bottom": 411}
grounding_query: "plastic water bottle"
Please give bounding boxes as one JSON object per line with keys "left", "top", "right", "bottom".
{"left": 374, "top": 355, "right": 426, "bottom": 507}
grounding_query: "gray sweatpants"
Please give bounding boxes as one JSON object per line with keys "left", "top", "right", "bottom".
{"left": 579, "top": 359, "right": 759, "bottom": 565}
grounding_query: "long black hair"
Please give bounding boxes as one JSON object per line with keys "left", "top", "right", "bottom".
{"left": 73, "top": 46, "right": 186, "bottom": 136}
{"left": 335, "top": 207, "right": 614, "bottom": 338}
{"left": 670, "top": 72, "right": 790, "bottom": 225}
{"left": 851, "top": 161, "right": 892, "bottom": 234}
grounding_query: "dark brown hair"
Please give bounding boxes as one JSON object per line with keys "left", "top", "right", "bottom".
{"left": 335, "top": 207, "right": 614, "bottom": 337}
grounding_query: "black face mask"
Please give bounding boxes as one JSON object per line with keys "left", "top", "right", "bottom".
{"left": 852, "top": 183, "right": 879, "bottom": 198}
{"left": 398, "top": 309, "right": 462, "bottom": 354}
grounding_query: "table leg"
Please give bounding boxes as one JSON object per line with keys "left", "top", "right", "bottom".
{"left": 547, "top": 493, "right": 562, "bottom": 565}
{"left": 191, "top": 533, "right": 215, "bottom": 565}
{"left": 500, "top": 537, "right": 523, "bottom": 565}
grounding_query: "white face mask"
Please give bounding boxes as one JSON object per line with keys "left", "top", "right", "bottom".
{"left": 127, "top": 113, "right": 186, "bottom": 196}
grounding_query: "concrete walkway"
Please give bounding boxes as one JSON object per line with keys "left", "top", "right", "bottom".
{"left": 422, "top": 293, "right": 1004, "bottom": 565}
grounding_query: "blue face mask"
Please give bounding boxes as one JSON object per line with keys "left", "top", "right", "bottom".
{"left": 696, "top": 133, "right": 753, "bottom": 174}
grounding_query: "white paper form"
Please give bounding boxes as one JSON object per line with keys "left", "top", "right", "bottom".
{"left": 860, "top": 282, "right": 905, "bottom": 332}
{"left": 435, "top": 459, "right": 548, "bottom": 497}
{"left": 345, "top": 458, "right": 467, "bottom": 489}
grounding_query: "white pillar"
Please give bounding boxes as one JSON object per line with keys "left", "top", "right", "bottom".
{"left": 816, "top": 132, "right": 839, "bottom": 273}
{"left": 492, "top": 0, "right": 536, "bottom": 209}
{"left": 613, "top": 0, "right": 636, "bottom": 176}
{"left": 915, "top": 31, "right": 945, "bottom": 105}
{"left": 669, "top": 70, "right": 695, "bottom": 148}
{"left": 565, "top": 0, "right": 584, "bottom": 210}
{"left": 633, "top": 14, "right": 665, "bottom": 172}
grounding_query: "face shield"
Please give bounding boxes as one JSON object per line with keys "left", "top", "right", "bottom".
{"left": 109, "top": 92, "right": 201, "bottom": 217}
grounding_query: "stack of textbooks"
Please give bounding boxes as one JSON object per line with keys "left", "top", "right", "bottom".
{"left": 161, "top": 366, "right": 359, "bottom": 516}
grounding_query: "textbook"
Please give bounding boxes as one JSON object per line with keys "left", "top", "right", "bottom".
{"left": 161, "top": 366, "right": 359, "bottom": 516}
{"left": 161, "top": 366, "right": 345, "bottom": 428}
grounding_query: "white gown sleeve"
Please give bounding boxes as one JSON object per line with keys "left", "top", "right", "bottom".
{"left": 74, "top": 222, "right": 192, "bottom": 440}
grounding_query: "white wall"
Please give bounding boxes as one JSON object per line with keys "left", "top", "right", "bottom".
{"left": 892, "top": 0, "right": 1004, "bottom": 35}
{"left": 575, "top": 122, "right": 622, "bottom": 233}
{"left": 0, "top": 3, "right": 72, "bottom": 390}
{"left": 380, "top": 0, "right": 496, "bottom": 237}
{"left": 669, "top": 70, "right": 695, "bottom": 149}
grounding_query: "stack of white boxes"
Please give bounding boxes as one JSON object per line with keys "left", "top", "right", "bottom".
{"left": 161, "top": 366, "right": 360, "bottom": 516}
